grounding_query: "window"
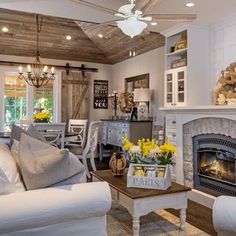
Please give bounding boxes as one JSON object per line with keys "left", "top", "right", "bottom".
{"left": 33, "top": 80, "right": 54, "bottom": 121}
{"left": 4, "top": 76, "right": 27, "bottom": 131}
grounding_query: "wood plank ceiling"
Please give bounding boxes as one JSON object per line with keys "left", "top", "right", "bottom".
{"left": 0, "top": 8, "right": 165, "bottom": 64}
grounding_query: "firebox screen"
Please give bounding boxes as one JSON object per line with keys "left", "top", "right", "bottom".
{"left": 198, "top": 150, "right": 235, "bottom": 184}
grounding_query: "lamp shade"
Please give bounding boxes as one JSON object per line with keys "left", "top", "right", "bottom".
{"left": 117, "top": 17, "right": 147, "bottom": 38}
{"left": 133, "top": 88, "right": 151, "bottom": 102}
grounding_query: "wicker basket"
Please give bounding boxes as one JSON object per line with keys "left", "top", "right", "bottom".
{"left": 127, "top": 164, "right": 171, "bottom": 190}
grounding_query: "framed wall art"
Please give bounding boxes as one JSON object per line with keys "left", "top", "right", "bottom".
{"left": 125, "top": 73, "right": 149, "bottom": 93}
{"left": 94, "top": 80, "right": 108, "bottom": 109}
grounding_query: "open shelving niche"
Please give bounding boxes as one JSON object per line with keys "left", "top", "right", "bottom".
{"left": 165, "top": 29, "right": 187, "bottom": 71}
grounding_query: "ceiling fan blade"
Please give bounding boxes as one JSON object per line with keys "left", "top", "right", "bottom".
{"left": 134, "top": 0, "right": 163, "bottom": 13}
{"left": 115, "top": 13, "right": 127, "bottom": 18}
{"left": 70, "top": 0, "right": 125, "bottom": 16}
{"left": 146, "top": 14, "right": 197, "bottom": 21}
{"left": 76, "top": 20, "right": 121, "bottom": 30}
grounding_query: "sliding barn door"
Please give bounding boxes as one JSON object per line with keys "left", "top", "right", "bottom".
{"left": 61, "top": 71, "right": 90, "bottom": 124}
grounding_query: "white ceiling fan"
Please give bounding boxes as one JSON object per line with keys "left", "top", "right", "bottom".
{"left": 71, "top": 0, "right": 196, "bottom": 38}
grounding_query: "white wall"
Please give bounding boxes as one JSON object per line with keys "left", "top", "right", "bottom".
{"left": 111, "top": 47, "right": 165, "bottom": 123}
{"left": 0, "top": 55, "right": 113, "bottom": 130}
{"left": 210, "top": 16, "right": 236, "bottom": 90}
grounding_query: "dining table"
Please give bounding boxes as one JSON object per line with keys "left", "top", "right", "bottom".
{"left": 0, "top": 131, "right": 79, "bottom": 145}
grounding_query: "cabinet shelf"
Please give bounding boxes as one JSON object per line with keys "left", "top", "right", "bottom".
{"left": 166, "top": 48, "right": 187, "bottom": 57}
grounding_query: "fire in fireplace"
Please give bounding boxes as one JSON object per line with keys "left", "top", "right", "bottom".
{"left": 193, "top": 134, "right": 236, "bottom": 196}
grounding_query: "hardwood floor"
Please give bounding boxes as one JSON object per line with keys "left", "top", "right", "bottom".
{"left": 167, "top": 200, "right": 217, "bottom": 236}
{"left": 94, "top": 156, "right": 217, "bottom": 236}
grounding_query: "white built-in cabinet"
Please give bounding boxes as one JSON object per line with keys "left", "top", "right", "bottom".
{"left": 162, "top": 24, "right": 210, "bottom": 107}
{"left": 164, "top": 66, "right": 186, "bottom": 106}
{"left": 161, "top": 24, "right": 210, "bottom": 179}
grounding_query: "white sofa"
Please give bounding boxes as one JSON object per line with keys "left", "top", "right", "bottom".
{"left": 0, "top": 142, "right": 112, "bottom": 236}
{"left": 213, "top": 196, "right": 236, "bottom": 236}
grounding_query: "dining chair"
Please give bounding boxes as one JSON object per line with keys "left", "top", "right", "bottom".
{"left": 33, "top": 123, "right": 66, "bottom": 148}
{"left": 19, "top": 119, "right": 33, "bottom": 130}
{"left": 75, "top": 121, "right": 101, "bottom": 178}
{"left": 67, "top": 119, "right": 88, "bottom": 148}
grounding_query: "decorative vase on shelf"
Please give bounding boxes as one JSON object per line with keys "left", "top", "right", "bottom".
{"left": 174, "top": 37, "right": 187, "bottom": 51}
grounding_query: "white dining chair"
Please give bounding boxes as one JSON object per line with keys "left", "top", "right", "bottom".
{"left": 75, "top": 121, "right": 101, "bottom": 178}
{"left": 67, "top": 119, "right": 88, "bottom": 148}
{"left": 33, "top": 123, "right": 66, "bottom": 148}
{"left": 19, "top": 119, "right": 33, "bottom": 130}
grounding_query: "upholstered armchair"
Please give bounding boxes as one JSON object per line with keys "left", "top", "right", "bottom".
{"left": 213, "top": 196, "right": 236, "bottom": 236}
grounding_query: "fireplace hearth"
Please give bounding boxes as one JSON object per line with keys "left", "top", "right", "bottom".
{"left": 193, "top": 134, "right": 236, "bottom": 196}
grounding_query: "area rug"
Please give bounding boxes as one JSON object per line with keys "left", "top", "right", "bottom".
{"left": 107, "top": 201, "right": 211, "bottom": 236}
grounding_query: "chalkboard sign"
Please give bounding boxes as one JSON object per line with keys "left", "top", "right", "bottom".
{"left": 94, "top": 80, "right": 108, "bottom": 109}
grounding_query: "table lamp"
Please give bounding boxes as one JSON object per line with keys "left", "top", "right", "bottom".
{"left": 133, "top": 88, "right": 151, "bottom": 120}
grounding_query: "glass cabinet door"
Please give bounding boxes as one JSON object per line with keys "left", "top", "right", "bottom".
{"left": 165, "top": 72, "right": 174, "bottom": 105}
{"left": 164, "top": 67, "right": 186, "bottom": 107}
{"left": 176, "top": 70, "right": 185, "bottom": 104}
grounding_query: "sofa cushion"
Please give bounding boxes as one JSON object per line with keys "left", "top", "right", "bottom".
{"left": 0, "top": 143, "right": 25, "bottom": 195}
{"left": 9, "top": 125, "right": 46, "bottom": 148}
{"left": 10, "top": 139, "right": 20, "bottom": 165}
{"left": 18, "top": 134, "right": 85, "bottom": 190}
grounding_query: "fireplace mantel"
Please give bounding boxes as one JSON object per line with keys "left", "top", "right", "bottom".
{"left": 160, "top": 105, "right": 236, "bottom": 113}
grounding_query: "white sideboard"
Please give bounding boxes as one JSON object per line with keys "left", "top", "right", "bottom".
{"left": 101, "top": 120, "right": 153, "bottom": 147}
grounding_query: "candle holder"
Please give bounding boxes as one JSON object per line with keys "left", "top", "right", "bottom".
{"left": 109, "top": 91, "right": 118, "bottom": 120}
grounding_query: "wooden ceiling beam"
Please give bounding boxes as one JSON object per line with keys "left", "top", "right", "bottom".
{"left": 134, "top": 0, "right": 163, "bottom": 13}
{"left": 0, "top": 60, "right": 99, "bottom": 72}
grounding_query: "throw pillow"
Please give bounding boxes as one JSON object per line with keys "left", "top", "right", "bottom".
{"left": 10, "top": 139, "right": 20, "bottom": 166}
{"left": 0, "top": 143, "right": 25, "bottom": 195}
{"left": 9, "top": 125, "right": 27, "bottom": 148}
{"left": 18, "top": 133, "right": 85, "bottom": 190}
{"left": 10, "top": 124, "right": 47, "bottom": 148}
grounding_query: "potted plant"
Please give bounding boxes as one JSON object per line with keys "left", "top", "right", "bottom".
{"left": 33, "top": 112, "right": 51, "bottom": 123}
{"left": 122, "top": 136, "right": 176, "bottom": 190}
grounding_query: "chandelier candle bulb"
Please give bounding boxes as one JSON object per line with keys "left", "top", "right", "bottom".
{"left": 51, "top": 67, "right": 55, "bottom": 74}
{"left": 18, "top": 66, "right": 22, "bottom": 73}
{"left": 43, "top": 66, "right": 48, "bottom": 73}
{"left": 27, "top": 65, "right": 31, "bottom": 72}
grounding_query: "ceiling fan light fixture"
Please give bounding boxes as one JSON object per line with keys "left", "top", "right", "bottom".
{"left": 117, "top": 18, "right": 147, "bottom": 38}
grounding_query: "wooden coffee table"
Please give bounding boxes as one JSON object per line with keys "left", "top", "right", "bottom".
{"left": 91, "top": 169, "right": 191, "bottom": 236}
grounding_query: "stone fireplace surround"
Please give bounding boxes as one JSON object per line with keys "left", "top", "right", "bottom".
{"left": 160, "top": 105, "right": 236, "bottom": 208}
{"left": 183, "top": 117, "right": 236, "bottom": 189}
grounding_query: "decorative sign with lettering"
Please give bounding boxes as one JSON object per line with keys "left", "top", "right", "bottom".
{"left": 94, "top": 80, "right": 108, "bottom": 109}
{"left": 127, "top": 164, "right": 171, "bottom": 190}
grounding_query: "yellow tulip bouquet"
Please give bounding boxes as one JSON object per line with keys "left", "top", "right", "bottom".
{"left": 33, "top": 112, "right": 51, "bottom": 123}
{"left": 122, "top": 136, "right": 176, "bottom": 165}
